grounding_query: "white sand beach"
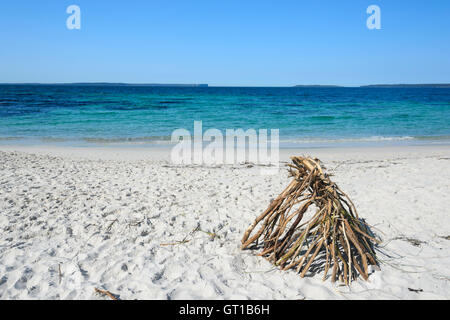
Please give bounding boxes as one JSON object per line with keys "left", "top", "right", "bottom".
{"left": 0, "top": 145, "right": 449, "bottom": 300}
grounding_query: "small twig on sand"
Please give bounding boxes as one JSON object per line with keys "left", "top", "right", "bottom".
{"left": 160, "top": 239, "right": 190, "bottom": 246}
{"left": 94, "top": 288, "right": 119, "bottom": 300}
{"left": 127, "top": 219, "right": 144, "bottom": 228}
{"left": 106, "top": 219, "right": 118, "bottom": 232}
{"left": 160, "top": 226, "right": 201, "bottom": 246}
{"left": 58, "top": 264, "right": 62, "bottom": 284}
{"left": 198, "top": 229, "right": 220, "bottom": 240}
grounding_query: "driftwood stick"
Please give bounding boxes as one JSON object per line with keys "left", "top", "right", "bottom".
{"left": 94, "top": 288, "right": 119, "bottom": 300}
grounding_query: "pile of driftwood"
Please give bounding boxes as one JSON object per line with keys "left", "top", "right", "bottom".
{"left": 241, "top": 156, "right": 379, "bottom": 284}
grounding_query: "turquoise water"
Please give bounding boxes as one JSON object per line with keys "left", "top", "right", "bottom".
{"left": 1, "top": 85, "right": 449, "bottom": 147}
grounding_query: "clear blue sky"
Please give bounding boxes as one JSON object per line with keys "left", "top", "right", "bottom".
{"left": 0, "top": 0, "right": 449, "bottom": 86}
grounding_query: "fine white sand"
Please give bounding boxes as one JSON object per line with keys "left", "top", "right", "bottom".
{"left": 0, "top": 144, "right": 449, "bottom": 300}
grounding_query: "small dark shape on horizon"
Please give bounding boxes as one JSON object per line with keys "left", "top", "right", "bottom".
{"left": 361, "top": 84, "right": 450, "bottom": 88}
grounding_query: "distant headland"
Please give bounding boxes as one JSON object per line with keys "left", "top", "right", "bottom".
{"left": 293, "top": 84, "right": 450, "bottom": 88}
{"left": 0, "top": 83, "right": 209, "bottom": 87}
{"left": 359, "top": 84, "right": 450, "bottom": 88}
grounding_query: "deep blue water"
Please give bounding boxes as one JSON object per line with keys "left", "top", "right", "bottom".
{"left": 0, "top": 85, "right": 449, "bottom": 147}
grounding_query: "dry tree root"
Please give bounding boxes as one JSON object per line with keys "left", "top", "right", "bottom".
{"left": 241, "top": 156, "right": 380, "bottom": 285}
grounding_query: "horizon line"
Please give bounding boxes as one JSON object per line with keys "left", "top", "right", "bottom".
{"left": 1, "top": 82, "right": 450, "bottom": 88}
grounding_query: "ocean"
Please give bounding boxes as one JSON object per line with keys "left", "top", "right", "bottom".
{"left": 1, "top": 84, "right": 449, "bottom": 148}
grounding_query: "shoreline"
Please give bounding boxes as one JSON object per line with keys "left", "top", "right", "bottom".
{"left": 0, "top": 143, "right": 449, "bottom": 162}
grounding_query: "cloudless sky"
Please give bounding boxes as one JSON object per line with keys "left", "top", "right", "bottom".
{"left": 0, "top": 0, "right": 449, "bottom": 86}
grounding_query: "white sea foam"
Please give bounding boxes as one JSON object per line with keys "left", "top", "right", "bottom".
{"left": 279, "top": 136, "right": 416, "bottom": 144}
